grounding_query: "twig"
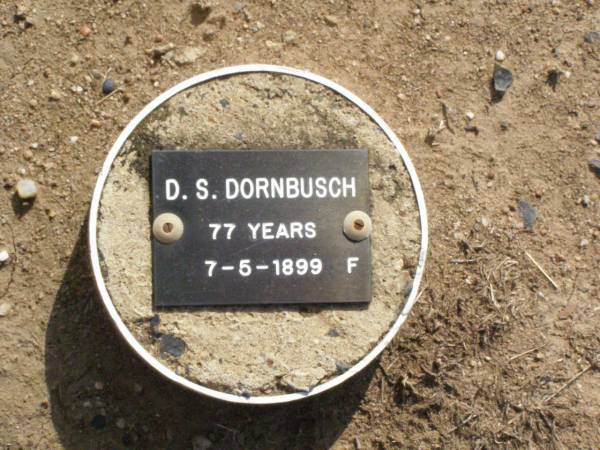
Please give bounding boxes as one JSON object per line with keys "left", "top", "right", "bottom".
{"left": 450, "top": 258, "right": 478, "bottom": 264}
{"left": 446, "top": 414, "right": 478, "bottom": 434}
{"left": 543, "top": 365, "right": 592, "bottom": 403}
{"left": 508, "top": 344, "right": 545, "bottom": 362}
{"left": 441, "top": 102, "right": 455, "bottom": 134}
{"left": 525, "top": 251, "right": 559, "bottom": 291}
{"left": 385, "top": 356, "right": 400, "bottom": 372}
{"left": 489, "top": 282, "right": 499, "bottom": 308}
{"left": 95, "top": 87, "right": 123, "bottom": 105}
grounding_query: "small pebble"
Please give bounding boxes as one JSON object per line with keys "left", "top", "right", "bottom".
{"left": 584, "top": 31, "right": 600, "bottom": 44}
{"left": 69, "top": 136, "right": 79, "bottom": 145}
{"left": 582, "top": 195, "right": 591, "bottom": 207}
{"left": 517, "top": 200, "right": 537, "bottom": 229}
{"left": 466, "top": 111, "right": 475, "bottom": 121}
{"left": 79, "top": 24, "right": 92, "bottom": 37}
{"left": 0, "top": 250, "right": 9, "bottom": 264}
{"left": 90, "top": 119, "right": 102, "bottom": 129}
{"left": 94, "top": 381, "right": 104, "bottom": 390}
{"left": 0, "top": 303, "right": 12, "bottom": 317}
{"left": 48, "top": 90, "right": 61, "bottom": 101}
{"left": 493, "top": 65, "right": 513, "bottom": 96}
{"left": 102, "top": 79, "right": 116, "bottom": 95}
{"left": 495, "top": 50, "right": 505, "bottom": 62}
{"left": 282, "top": 30, "right": 296, "bottom": 44}
{"left": 589, "top": 159, "right": 600, "bottom": 178}
{"left": 116, "top": 418, "right": 126, "bottom": 429}
{"left": 23, "top": 150, "right": 33, "bottom": 161}
{"left": 16, "top": 179, "right": 37, "bottom": 200}
{"left": 192, "top": 435, "right": 213, "bottom": 450}
{"left": 159, "top": 334, "right": 186, "bottom": 357}
{"left": 594, "top": 129, "right": 600, "bottom": 144}
{"left": 580, "top": 239, "right": 589, "bottom": 248}
{"left": 324, "top": 15, "right": 339, "bottom": 26}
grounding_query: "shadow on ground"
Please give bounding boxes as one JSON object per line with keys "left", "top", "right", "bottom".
{"left": 45, "top": 222, "right": 374, "bottom": 450}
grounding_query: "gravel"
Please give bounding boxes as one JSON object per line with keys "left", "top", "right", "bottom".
{"left": 16, "top": 179, "right": 37, "bottom": 200}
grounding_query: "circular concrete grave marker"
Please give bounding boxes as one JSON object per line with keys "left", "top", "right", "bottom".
{"left": 89, "top": 65, "right": 428, "bottom": 404}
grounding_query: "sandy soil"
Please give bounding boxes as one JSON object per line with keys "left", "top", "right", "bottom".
{"left": 0, "top": 0, "right": 599, "bottom": 449}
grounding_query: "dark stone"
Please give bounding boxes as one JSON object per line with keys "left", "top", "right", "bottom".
{"left": 102, "top": 79, "right": 116, "bottom": 95}
{"left": 518, "top": 200, "right": 537, "bottom": 229}
{"left": 589, "top": 159, "right": 600, "bottom": 178}
{"left": 149, "top": 314, "right": 161, "bottom": 338}
{"left": 493, "top": 65, "right": 513, "bottom": 96}
{"left": 159, "top": 334, "right": 186, "bottom": 357}
{"left": 326, "top": 328, "right": 340, "bottom": 337}
{"left": 584, "top": 31, "right": 600, "bottom": 44}
{"left": 404, "top": 279, "right": 414, "bottom": 299}
{"left": 546, "top": 69, "right": 561, "bottom": 90}
{"left": 219, "top": 98, "right": 230, "bottom": 108}
{"left": 90, "top": 414, "right": 107, "bottom": 430}
{"left": 335, "top": 361, "right": 352, "bottom": 374}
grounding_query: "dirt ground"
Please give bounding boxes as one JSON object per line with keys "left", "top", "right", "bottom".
{"left": 0, "top": 0, "right": 599, "bottom": 449}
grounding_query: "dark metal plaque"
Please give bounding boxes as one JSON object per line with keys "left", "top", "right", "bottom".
{"left": 151, "top": 149, "right": 371, "bottom": 307}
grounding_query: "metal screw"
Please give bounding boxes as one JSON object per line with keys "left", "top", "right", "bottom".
{"left": 343, "top": 211, "right": 372, "bottom": 241}
{"left": 152, "top": 212, "right": 184, "bottom": 244}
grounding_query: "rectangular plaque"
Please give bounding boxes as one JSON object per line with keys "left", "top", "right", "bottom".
{"left": 151, "top": 149, "right": 371, "bottom": 307}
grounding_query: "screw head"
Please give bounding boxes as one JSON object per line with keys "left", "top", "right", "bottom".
{"left": 152, "top": 212, "right": 184, "bottom": 244}
{"left": 343, "top": 210, "right": 372, "bottom": 241}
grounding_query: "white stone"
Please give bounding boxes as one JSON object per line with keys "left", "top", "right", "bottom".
{"left": 495, "top": 50, "right": 505, "bottom": 62}
{"left": 0, "top": 250, "right": 9, "bottom": 263}
{"left": 69, "top": 136, "right": 79, "bottom": 144}
{"left": 0, "top": 303, "right": 12, "bottom": 317}
{"left": 466, "top": 111, "right": 475, "bottom": 121}
{"left": 16, "top": 179, "right": 37, "bottom": 200}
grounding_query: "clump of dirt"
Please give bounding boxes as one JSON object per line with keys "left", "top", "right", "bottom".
{"left": 97, "top": 73, "right": 422, "bottom": 396}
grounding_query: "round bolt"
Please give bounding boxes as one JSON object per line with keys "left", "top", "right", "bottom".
{"left": 152, "top": 213, "right": 184, "bottom": 244}
{"left": 343, "top": 210, "right": 372, "bottom": 242}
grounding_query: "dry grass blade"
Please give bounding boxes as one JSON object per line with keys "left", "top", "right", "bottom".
{"left": 508, "top": 344, "right": 545, "bottom": 362}
{"left": 543, "top": 365, "right": 592, "bottom": 403}
{"left": 525, "top": 251, "right": 559, "bottom": 291}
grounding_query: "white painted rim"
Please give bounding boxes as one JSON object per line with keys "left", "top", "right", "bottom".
{"left": 88, "top": 64, "right": 429, "bottom": 405}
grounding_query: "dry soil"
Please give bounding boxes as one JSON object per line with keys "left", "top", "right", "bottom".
{"left": 0, "top": 0, "right": 599, "bottom": 449}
